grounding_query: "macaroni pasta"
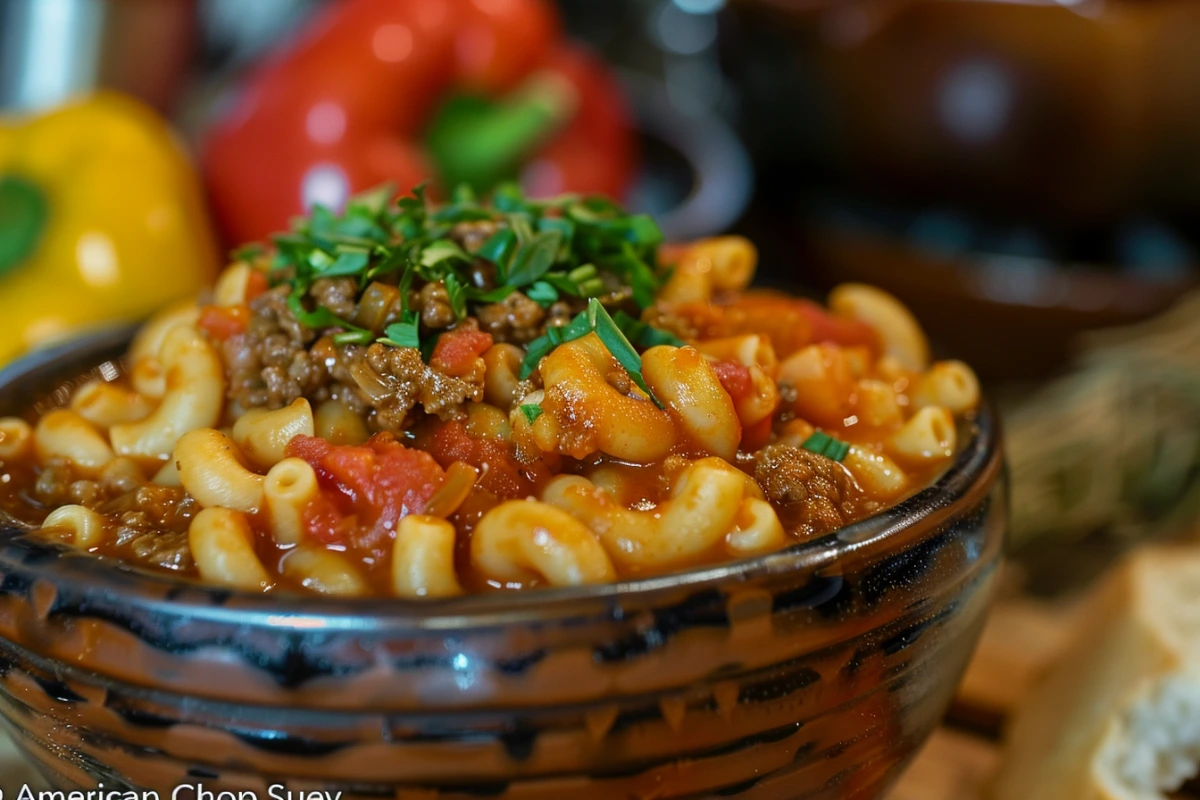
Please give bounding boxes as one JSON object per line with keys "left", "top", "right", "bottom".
{"left": 0, "top": 187, "right": 982, "bottom": 596}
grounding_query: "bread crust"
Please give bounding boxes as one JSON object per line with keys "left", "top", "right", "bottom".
{"left": 990, "top": 548, "right": 1200, "bottom": 800}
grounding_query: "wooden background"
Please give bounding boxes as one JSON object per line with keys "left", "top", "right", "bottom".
{"left": 889, "top": 595, "right": 1075, "bottom": 799}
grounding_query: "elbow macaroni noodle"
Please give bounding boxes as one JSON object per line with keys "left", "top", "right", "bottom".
{"left": 532, "top": 334, "right": 677, "bottom": 463}
{"left": 111, "top": 325, "right": 226, "bottom": 460}
{"left": 2, "top": 233, "right": 983, "bottom": 596}
{"left": 471, "top": 500, "right": 617, "bottom": 587}
{"left": 175, "top": 428, "right": 265, "bottom": 514}
{"left": 264, "top": 457, "right": 319, "bottom": 545}
{"left": 232, "top": 398, "right": 315, "bottom": 471}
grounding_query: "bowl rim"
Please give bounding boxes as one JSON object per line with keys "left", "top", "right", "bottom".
{"left": 0, "top": 326, "right": 1003, "bottom": 632}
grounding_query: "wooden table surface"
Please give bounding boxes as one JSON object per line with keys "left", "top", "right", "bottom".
{"left": 0, "top": 594, "right": 1072, "bottom": 798}
{"left": 888, "top": 594, "right": 1078, "bottom": 800}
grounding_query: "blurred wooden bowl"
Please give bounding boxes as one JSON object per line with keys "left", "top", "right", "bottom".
{"left": 803, "top": 222, "right": 1193, "bottom": 380}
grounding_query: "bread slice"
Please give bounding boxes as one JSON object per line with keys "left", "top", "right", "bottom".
{"left": 990, "top": 547, "right": 1200, "bottom": 800}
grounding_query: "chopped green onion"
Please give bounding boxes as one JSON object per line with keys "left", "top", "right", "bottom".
{"left": 540, "top": 271, "right": 583, "bottom": 297}
{"left": 578, "top": 278, "right": 606, "bottom": 298}
{"left": 519, "top": 336, "right": 556, "bottom": 379}
{"left": 568, "top": 264, "right": 597, "bottom": 283}
{"left": 588, "top": 299, "right": 662, "bottom": 407}
{"left": 444, "top": 272, "right": 468, "bottom": 319}
{"left": 801, "top": 431, "right": 851, "bottom": 463}
{"left": 519, "top": 404, "right": 543, "bottom": 425}
{"left": 506, "top": 229, "right": 563, "bottom": 287}
{"left": 475, "top": 228, "right": 517, "bottom": 270}
{"left": 332, "top": 330, "right": 374, "bottom": 346}
{"left": 265, "top": 181, "right": 673, "bottom": 363}
{"left": 526, "top": 280, "right": 558, "bottom": 306}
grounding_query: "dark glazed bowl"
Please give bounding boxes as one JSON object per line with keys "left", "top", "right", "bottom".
{"left": 0, "top": 329, "right": 1006, "bottom": 799}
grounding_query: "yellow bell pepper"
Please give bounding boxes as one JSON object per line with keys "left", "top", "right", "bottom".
{"left": 0, "top": 92, "right": 218, "bottom": 364}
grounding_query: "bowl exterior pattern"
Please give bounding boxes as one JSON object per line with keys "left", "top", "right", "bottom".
{"left": 0, "top": 332, "right": 1006, "bottom": 799}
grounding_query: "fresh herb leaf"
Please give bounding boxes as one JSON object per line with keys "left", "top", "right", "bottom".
{"left": 588, "top": 299, "right": 662, "bottom": 407}
{"left": 801, "top": 431, "right": 851, "bottom": 463}
{"left": 519, "top": 403, "right": 543, "bottom": 425}
{"left": 380, "top": 316, "right": 421, "bottom": 349}
{"left": 320, "top": 248, "right": 370, "bottom": 277}
{"left": 265, "top": 181, "right": 673, "bottom": 369}
{"left": 475, "top": 228, "right": 517, "bottom": 272}
{"left": 516, "top": 299, "right": 665, "bottom": 407}
{"left": 431, "top": 205, "right": 495, "bottom": 223}
{"left": 537, "top": 216, "right": 575, "bottom": 255}
{"left": 613, "top": 311, "right": 685, "bottom": 348}
{"left": 526, "top": 280, "right": 558, "bottom": 306}
{"left": 492, "top": 182, "right": 529, "bottom": 213}
{"left": 519, "top": 311, "right": 593, "bottom": 379}
{"left": 444, "top": 272, "right": 468, "bottom": 319}
{"left": 466, "top": 285, "right": 517, "bottom": 303}
{"left": 506, "top": 229, "right": 563, "bottom": 287}
{"left": 231, "top": 243, "right": 265, "bottom": 263}
{"left": 541, "top": 272, "right": 583, "bottom": 297}
{"left": 346, "top": 182, "right": 395, "bottom": 216}
{"left": 519, "top": 337, "right": 554, "bottom": 379}
{"left": 621, "top": 215, "right": 664, "bottom": 247}
{"left": 557, "top": 309, "right": 594, "bottom": 343}
{"left": 286, "top": 291, "right": 371, "bottom": 339}
{"left": 509, "top": 213, "right": 536, "bottom": 245}
{"left": 420, "top": 240, "right": 469, "bottom": 268}
{"left": 452, "top": 184, "right": 477, "bottom": 205}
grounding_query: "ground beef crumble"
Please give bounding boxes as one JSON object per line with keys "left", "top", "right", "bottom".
{"left": 753, "top": 444, "right": 880, "bottom": 539}
{"left": 477, "top": 291, "right": 546, "bottom": 344}
{"left": 215, "top": 261, "right": 646, "bottom": 433}
{"left": 221, "top": 279, "right": 501, "bottom": 432}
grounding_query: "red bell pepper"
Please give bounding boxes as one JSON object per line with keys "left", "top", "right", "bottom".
{"left": 201, "top": 0, "right": 636, "bottom": 246}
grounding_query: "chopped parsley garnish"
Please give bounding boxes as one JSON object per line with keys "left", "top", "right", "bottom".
{"left": 517, "top": 298, "right": 672, "bottom": 408}
{"left": 264, "top": 182, "right": 667, "bottom": 358}
{"left": 379, "top": 316, "right": 420, "bottom": 350}
{"left": 519, "top": 403, "right": 544, "bottom": 425}
{"left": 526, "top": 280, "right": 558, "bottom": 306}
{"left": 801, "top": 431, "right": 851, "bottom": 463}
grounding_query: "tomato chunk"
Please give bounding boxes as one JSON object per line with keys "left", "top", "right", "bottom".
{"left": 426, "top": 421, "right": 552, "bottom": 499}
{"left": 712, "top": 359, "right": 753, "bottom": 403}
{"left": 717, "top": 292, "right": 880, "bottom": 357}
{"left": 244, "top": 269, "right": 269, "bottom": 302}
{"left": 431, "top": 326, "right": 493, "bottom": 377}
{"left": 794, "top": 300, "right": 879, "bottom": 351}
{"left": 197, "top": 304, "right": 250, "bottom": 340}
{"left": 285, "top": 433, "right": 445, "bottom": 555}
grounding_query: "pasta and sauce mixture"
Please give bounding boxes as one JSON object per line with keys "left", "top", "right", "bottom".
{"left": 0, "top": 187, "right": 980, "bottom": 596}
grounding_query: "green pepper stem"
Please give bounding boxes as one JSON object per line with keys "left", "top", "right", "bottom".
{"left": 0, "top": 175, "right": 48, "bottom": 277}
{"left": 426, "top": 71, "right": 579, "bottom": 195}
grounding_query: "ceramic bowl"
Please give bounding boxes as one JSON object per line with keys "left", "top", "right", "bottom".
{"left": 0, "top": 328, "right": 1006, "bottom": 799}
